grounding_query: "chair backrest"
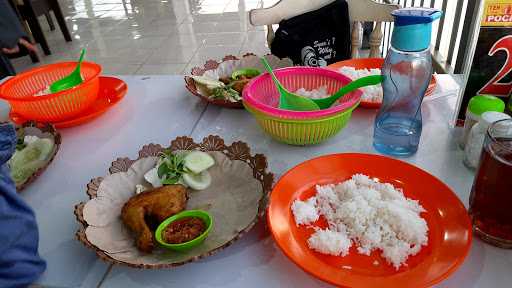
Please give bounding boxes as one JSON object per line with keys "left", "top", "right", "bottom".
{"left": 249, "top": 0, "right": 400, "bottom": 59}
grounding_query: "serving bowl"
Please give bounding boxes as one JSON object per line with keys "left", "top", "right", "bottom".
{"left": 155, "top": 210, "right": 213, "bottom": 252}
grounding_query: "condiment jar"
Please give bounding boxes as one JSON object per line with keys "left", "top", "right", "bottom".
{"left": 506, "top": 92, "right": 512, "bottom": 116}
{"left": 464, "top": 111, "right": 511, "bottom": 169}
{"left": 460, "top": 95, "right": 505, "bottom": 149}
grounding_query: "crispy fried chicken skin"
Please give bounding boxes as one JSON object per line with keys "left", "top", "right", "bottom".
{"left": 121, "top": 185, "right": 187, "bottom": 253}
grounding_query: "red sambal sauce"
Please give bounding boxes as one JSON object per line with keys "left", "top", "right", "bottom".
{"left": 162, "top": 217, "right": 206, "bottom": 244}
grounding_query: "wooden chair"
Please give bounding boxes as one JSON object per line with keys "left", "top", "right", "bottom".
{"left": 249, "top": 0, "right": 399, "bottom": 59}
{"left": 15, "top": 0, "right": 72, "bottom": 55}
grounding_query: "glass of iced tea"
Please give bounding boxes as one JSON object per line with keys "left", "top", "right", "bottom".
{"left": 469, "top": 118, "right": 512, "bottom": 248}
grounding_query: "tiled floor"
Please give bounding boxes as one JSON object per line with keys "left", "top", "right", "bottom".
{"left": 11, "top": 0, "right": 277, "bottom": 75}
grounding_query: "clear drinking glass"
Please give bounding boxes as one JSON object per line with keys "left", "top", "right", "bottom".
{"left": 469, "top": 118, "right": 512, "bottom": 248}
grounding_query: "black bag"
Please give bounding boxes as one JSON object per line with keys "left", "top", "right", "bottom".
{"left": 270, "top": 0, "right": 351, "bottom": 66}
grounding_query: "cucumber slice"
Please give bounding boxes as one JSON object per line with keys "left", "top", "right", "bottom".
{"left": 182, "top": 170, "right": 212, "bottom": 190}
{"left": 9, "top": 138, "right": 53, "bottom": 169}
{"left": 184, "top": 151, "right": 215, "bottom": 174}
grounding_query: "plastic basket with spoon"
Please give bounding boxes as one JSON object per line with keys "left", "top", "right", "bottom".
{"left": 0, "top": 61, "right": 101, "bottom": 122}
{"left": 242, "top": 67, "right": 362, "bottom": 145}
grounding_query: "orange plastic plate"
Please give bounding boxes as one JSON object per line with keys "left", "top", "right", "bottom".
{"left": 10, "top": 76, "right": 126, "bottom": 128}
{"left": 268, "top": 153, "right": 471, "bottom": 288}
{"left": 327, "top": 58, "right": 437, "bottom": 109}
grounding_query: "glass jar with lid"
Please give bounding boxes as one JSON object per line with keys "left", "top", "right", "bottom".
{"left": 460, "top": 95, "right": 505, "bottom": 149}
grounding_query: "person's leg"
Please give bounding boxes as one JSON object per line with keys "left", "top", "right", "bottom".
{"left": 0, "top": 53, "right": 16, "bottom": 80}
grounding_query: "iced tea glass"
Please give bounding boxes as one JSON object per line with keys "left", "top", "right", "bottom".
{"left": 469, "top": 118, "right": 512, "bottom": 248}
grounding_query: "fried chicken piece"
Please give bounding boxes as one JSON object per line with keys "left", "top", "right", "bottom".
{"left": 219, "top": 76, "right": 231, "bottom": 85}
{"left": 231, "top": 78, "right": 251, "bottom": 94}
{"left": 121, "top": 185, "right": 187, "bottom": 253}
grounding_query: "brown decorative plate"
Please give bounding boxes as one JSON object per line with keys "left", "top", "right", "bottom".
{"left": 13, "top": 121, "right": 61, "bottom": 192}
{"left": 74, "top": 135, "right": 274, "bottom": 269}
{"left": 184, "top": 53, "right": 293, "bottom": 109}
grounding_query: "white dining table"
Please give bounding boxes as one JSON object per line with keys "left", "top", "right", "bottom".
{"left": 11, "top": 74, "right": 512, "bottom": 288}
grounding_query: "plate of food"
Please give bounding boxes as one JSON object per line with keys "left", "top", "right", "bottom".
{"left": 184, "top": 53, "right": 293, "bottom": 109}
{"left": 327, "top": 58, "right": 437, "bottom": 109}
{"left": 74, "top": 135, "right": 273, "bottom": 268}
{"left": 268, "top": 153, "right": 471, "bottom": 287}
{"left": 8, "top": 121, "right": 61, "bottom": 192}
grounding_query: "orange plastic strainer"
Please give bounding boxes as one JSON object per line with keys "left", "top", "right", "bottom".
{"left": 0, "top": 61, "right": 101, "bottom": 122}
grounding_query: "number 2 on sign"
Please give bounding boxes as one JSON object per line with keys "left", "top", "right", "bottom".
{"left": 479, "top": 35, "right": 512, "bottom": 96}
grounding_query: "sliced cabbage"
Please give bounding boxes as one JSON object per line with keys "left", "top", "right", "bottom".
{"left": 190, "top": 75, "right": 225, "bottom": 90}
{"left": 10, "top": 160, "right": 45, "bottom": 185}
{"left": 9, "top": 138, "right": 54, "bottom": 185}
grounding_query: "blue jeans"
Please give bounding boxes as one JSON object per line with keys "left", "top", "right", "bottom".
{"left": 0, "top": 123, "right": 46, "bottom": 288}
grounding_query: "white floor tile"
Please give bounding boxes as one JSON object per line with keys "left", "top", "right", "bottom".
{"left": 85, "top": 49, "right": 153, "bottom": 65}
{"left": 215, "top": 21, "right": 248, "bottom": 33}
{"left": 194, "top": 5, "right": 227, "bottom": 15}
{"left": 181, "top": 14, "right": 222, "bottom": 24}
{"left": 105, "top": 24, "right": 179, "bottom": 38}
{"left": 246, "top": 30, "right": 268, "bottom": 44}
{"left": 87, "top": 36, "right": 167, "bottom": 51}
{"left": 11, "top": 0, "right": 269, "bottom": 76}
{"left": 159, "top": 34, "right": 206, "bottom": 48}
{"left": 146, "top": 46, "right": 199, "bottom": 64}
{"left": 42, "top": 39, "right": 91, "bottom": 54}
{"left": 178, "top": 22, "right": 219, "bottom": 34}
{"left": 200, "top": 32, "right": 246, "bottom": 46}
{"left": 191, "top": 45, "right": 242, "bottom": 62}
{"left": 96, "top": 63, "right": 142, "bottom": 75}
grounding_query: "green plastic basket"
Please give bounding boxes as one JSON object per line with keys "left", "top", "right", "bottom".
{"left": 244, "top": 102, "right": 358, "bottom": 145}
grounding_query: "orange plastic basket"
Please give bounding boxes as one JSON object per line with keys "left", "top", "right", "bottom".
{"left": 0, "top": 62, "right": 101, "bottom": 122}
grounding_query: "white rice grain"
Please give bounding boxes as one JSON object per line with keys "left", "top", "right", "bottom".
{"left": 294, "top": 86, "right": 329, "bottom": 99}
{"left": 337, "top": 66, "right": 383, "bottom": 103}
{"left": 291, "top": 197, "right": 319, "bottom": 225}
{"left": 291, "top": 174, "right": 428, "bottom": 270}
{"left": 307, "top": 229, "right": 351, "bottom": 256}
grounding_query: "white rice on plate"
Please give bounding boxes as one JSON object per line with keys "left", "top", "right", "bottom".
{"left": 293, "top": 66, "right": 382, "bottom": 105}
{"left": 337, "top": 66, "right": 383, "bottom": 103}
{"left": 291, "top": 174, "right": 428, "bottom": 270}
